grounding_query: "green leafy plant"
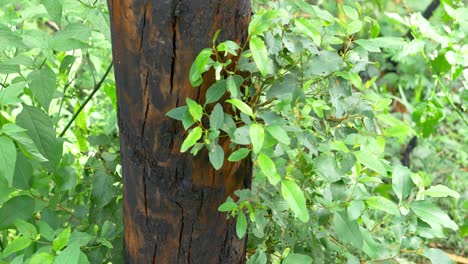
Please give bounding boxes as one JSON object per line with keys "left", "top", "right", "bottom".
{"left": 0, "top": 0, "right": 466, "bottom": 263}
{"left": 168, "top": 0, "right": 466, "bottom": 263}
{"left": 0, "top": 0, "right": 122, "bottom": 263}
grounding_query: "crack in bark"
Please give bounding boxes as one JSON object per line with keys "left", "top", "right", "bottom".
{"left": 187, "top": 224, "right": 194, "bottom": 264}
{"left": 142, "top": 164, "right": 150, "bottom": 229}
{"left": 139, "top": 3, "right": 149, "bottom": 52}
{"left": 151, "top": 242, "right": 157, "bottom": 264}
{"left": 141, "top": 71, "right": 150, "bottom": 137}
{"left": 174, "top": 200, "right": 184, "bottom": 263}
{"left": 169, "top": 1, "right": 181, "bottom": 96}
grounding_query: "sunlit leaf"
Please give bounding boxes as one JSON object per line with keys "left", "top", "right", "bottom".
{"left": 422, "top": 185, "right": 460, "bottom": 198}
{"left": 181, "top": 127, "right": 203, "bottom": 152}
{"left": 228, "top": 148, "right": 250, "bottom": 162}
{"left": 189, "top": 48, "right": 212, "bottom": 86}
{"left": 258, "top": 153, "right": 280, "bottom": 185}
{"left": 209, "top": 144, "right": 224, "bottom": 170}
{"left": 410, "top": 201, "right": 458, "bottom": 230}
{"left": 226, "top": 98, "right": 253, "bottom": 117}
{"left": 236, "top": 212, "right": 247, "bottom": 239}
{"left": 366, "top": 196, "right": 400, "bottom": 216}
{"left": 186, "top": 98, "right": 203, "bottom": 122}
{"left": 392, "top": 165, "right": 412, "bottom": 202}
{"left": 249, "top": 123, "right": 264, "bottom": 154}
{"left": 0, "top": 136, "right": 16, "bottom": 186}
{"left": 281, "top": 179, "right": 309, "bottom": 223}
{"left": 250, "top": 36, "right": 271, "bottom": 77}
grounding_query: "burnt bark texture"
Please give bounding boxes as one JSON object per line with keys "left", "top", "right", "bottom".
{"left": 107, "top": 1, "right": 252, "bottom": 263}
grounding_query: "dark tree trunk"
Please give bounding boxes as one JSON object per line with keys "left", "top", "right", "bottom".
{"left": 107, "top": 1, "right": 252, "bottom": 263}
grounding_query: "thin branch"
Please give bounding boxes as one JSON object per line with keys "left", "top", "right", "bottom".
{"left": 59, "top": 61, "right": 113, "bottom": 137}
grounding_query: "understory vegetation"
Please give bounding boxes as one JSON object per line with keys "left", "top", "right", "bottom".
{"left": 0, "top": 0, "right": 466, "bottom": 263}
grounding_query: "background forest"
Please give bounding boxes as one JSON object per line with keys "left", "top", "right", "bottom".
{"left": 0, "top": 0, "right": 466, "bottom": 263}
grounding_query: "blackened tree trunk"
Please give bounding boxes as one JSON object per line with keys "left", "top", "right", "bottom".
{"left": 107, "top": 1, "right": 252, "bottom": 263}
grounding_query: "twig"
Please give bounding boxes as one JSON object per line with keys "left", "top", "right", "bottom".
{"left": 59, "top": 61, "right": 113, "bottom": 137}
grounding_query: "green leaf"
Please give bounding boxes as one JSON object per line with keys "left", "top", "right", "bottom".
{"left": 249, "top": 123, "right": 264, "bottom": 154}
{"left": 282, "top": 253, "right": 312, "bottom": 264}
{"left": 0, "top": 237, "right": 32, "bottom": 258}
{"left": 226, "top": 76, "right": 238, "bottom": 98}
{"left": 249, "top": 10, "right": 280, "bottom": 36}
{"left": 369, "top": 19, "right": 380, "bottom": 38}
{"left": 294, "top": 18, "right": 321, "bottom": 46}
{"left": 233, "top": 126, "right": 250, "bottom": 145}
{"left": 0, "top": 82, "right": 24, "bottom": 106}
{"left": 347, "top": 20, "right": 363, "bottom": 35}
{"left": 410, "top": 201, "right": 458, "bottom": 230}
{"left": 2, "top": 123, "right": 48, "bottom": 162}
{"left": 307, "top": 50, "right": 343, "bottom": 76}
{"left": 0, "top": 136, "right": 16, "bottom": 186}
{"left": 332, "top": 211, "right": 363, "bottom": 249}
{"left": 228, "top": 148, "right": 250, "bottom": 162}
{"left": 281, "top": 179, "right": 309, "bottom": 223}
{"left": 30, "top": 252, "right": 55, "bottom": 264}
{"left": 0, "top": 29, "right": 27, "bottom": 50}
{"left": 360, "top": 227, "right": 380, "bottom": 259}
{"left": 258, "top": 153, "right": 280, "bottom": 186}
{"left": 355, "top": 151, "right": 386, "bottom": 176}
{"left": 0, "top": 195, "right": 35, "bottom": 229}
{"left": 347, "top": 200, "right": 365, "bottom": 221}
{"left": 354, "top": 39, "right": 381, "bottom": 52}
{"left": 236, "top": 211, "right": 247, "bottom": 239}
{"left": 366, "top": 196, "right": 400, "bottom": 216}
{"left": 91, "top": 170, "right": 115, "bottom": 208}
{"left": 412, "top": 101, "right": 443, "bottom": 137}
{"left": 49, "top": 36, "right": 89, "bottom": 51}
{"left": 38, "top": 221, "right": 55, "bottom": 241}
{"left": 217, "top": 40, "right": 240, "bottom": 56}
{"left": 226, "top": 98, "right": 253, "bottom": 117}
{"left": 422, "top": 185, "right": 460, "bottom": 198}
{"left": 343, "top": 5, "right": 359, "bottom": 20}
{"left": 68, "top": 231, "right": 93, "bottom": 247}
{"left": 181, "top": 110, "right": 195, "bottom": 129}
{"left": 59, "top": 55, "right": 76, "bottom": 74}
{"left": 53, "top": 243, "right": 81, "bottom": 264}
{"left": 355, "top": 37, "right": 405, "bottom": 52}
{"left": 423, "top": 248, "right": 454, "bottom": 264}
{"left": 53, "top": 227, "right": 71, "bottom": 251}
{"left": 16, "top": 106, "right": 62, "bottom": 168}
{"left": 209, "top": 144, "right": 224, "bottom": 170}
{"left": 250, "top": 36, "right": 271, "bottom": 77}
{"left": 247, "top": 250, "right": 267, "bottom": 264}
{"left": 314, "top": 154, "right": 341, "bottom": 183}
{"left": 186, "top": 98, "right": 203, "bottom": 122}
{"left": 42, "top": 0, "right": 62, "bottom": 26}
{"left": 392, "top": 165, "right": 412, "bottom": 202}
{"left": 218, "top": 198, "right": 237, "bottom": 212}
{"left": 181, "top": 127, "right": 203, "bottom": 152}
{"left": 189, "top": 48, "right": 212, "bottom": 87}
{"left": 205, "top": 80, "right": 226, "bottom": 104}
{"left": 27, "top": 66, "right": 56, "bottom": 111}
{"left": 12, "top": 153, "right": 33, "bottom": 190}
{"left": 266, "top": 126, "right": 290, "bottom": 145}
{"left": 166, "top": 106, "right": 188, "bottom": 121}
{"left": 14, "top": 220, "right": 38, "bottom": 239}
{"left": 210, "top": 104, "right": 224, "bottom": 130}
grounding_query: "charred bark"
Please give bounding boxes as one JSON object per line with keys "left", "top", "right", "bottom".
{"left": 107, "top": 1, "right": 252, "bottom": 263}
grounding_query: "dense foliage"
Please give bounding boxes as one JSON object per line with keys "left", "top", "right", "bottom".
{"left": 0, "top": 1, "right": 121, "bottom": 263}
{"left": 171, "top": 0, "right": 467, "bottom": 263}
{"left": 0, "top": 0, "right": 466, "bottom": 263}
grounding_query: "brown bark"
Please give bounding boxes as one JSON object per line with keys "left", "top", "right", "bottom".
{"left": 107, "top": 0, "right": 252, "bottom": 263}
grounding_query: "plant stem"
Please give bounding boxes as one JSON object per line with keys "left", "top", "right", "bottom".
{"left": 59, "top": 61, "right": 113, "bottom": 137}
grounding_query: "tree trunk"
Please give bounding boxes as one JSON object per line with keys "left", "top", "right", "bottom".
{"left": 107, "top": 1, "right": 252, "bottom": 263}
